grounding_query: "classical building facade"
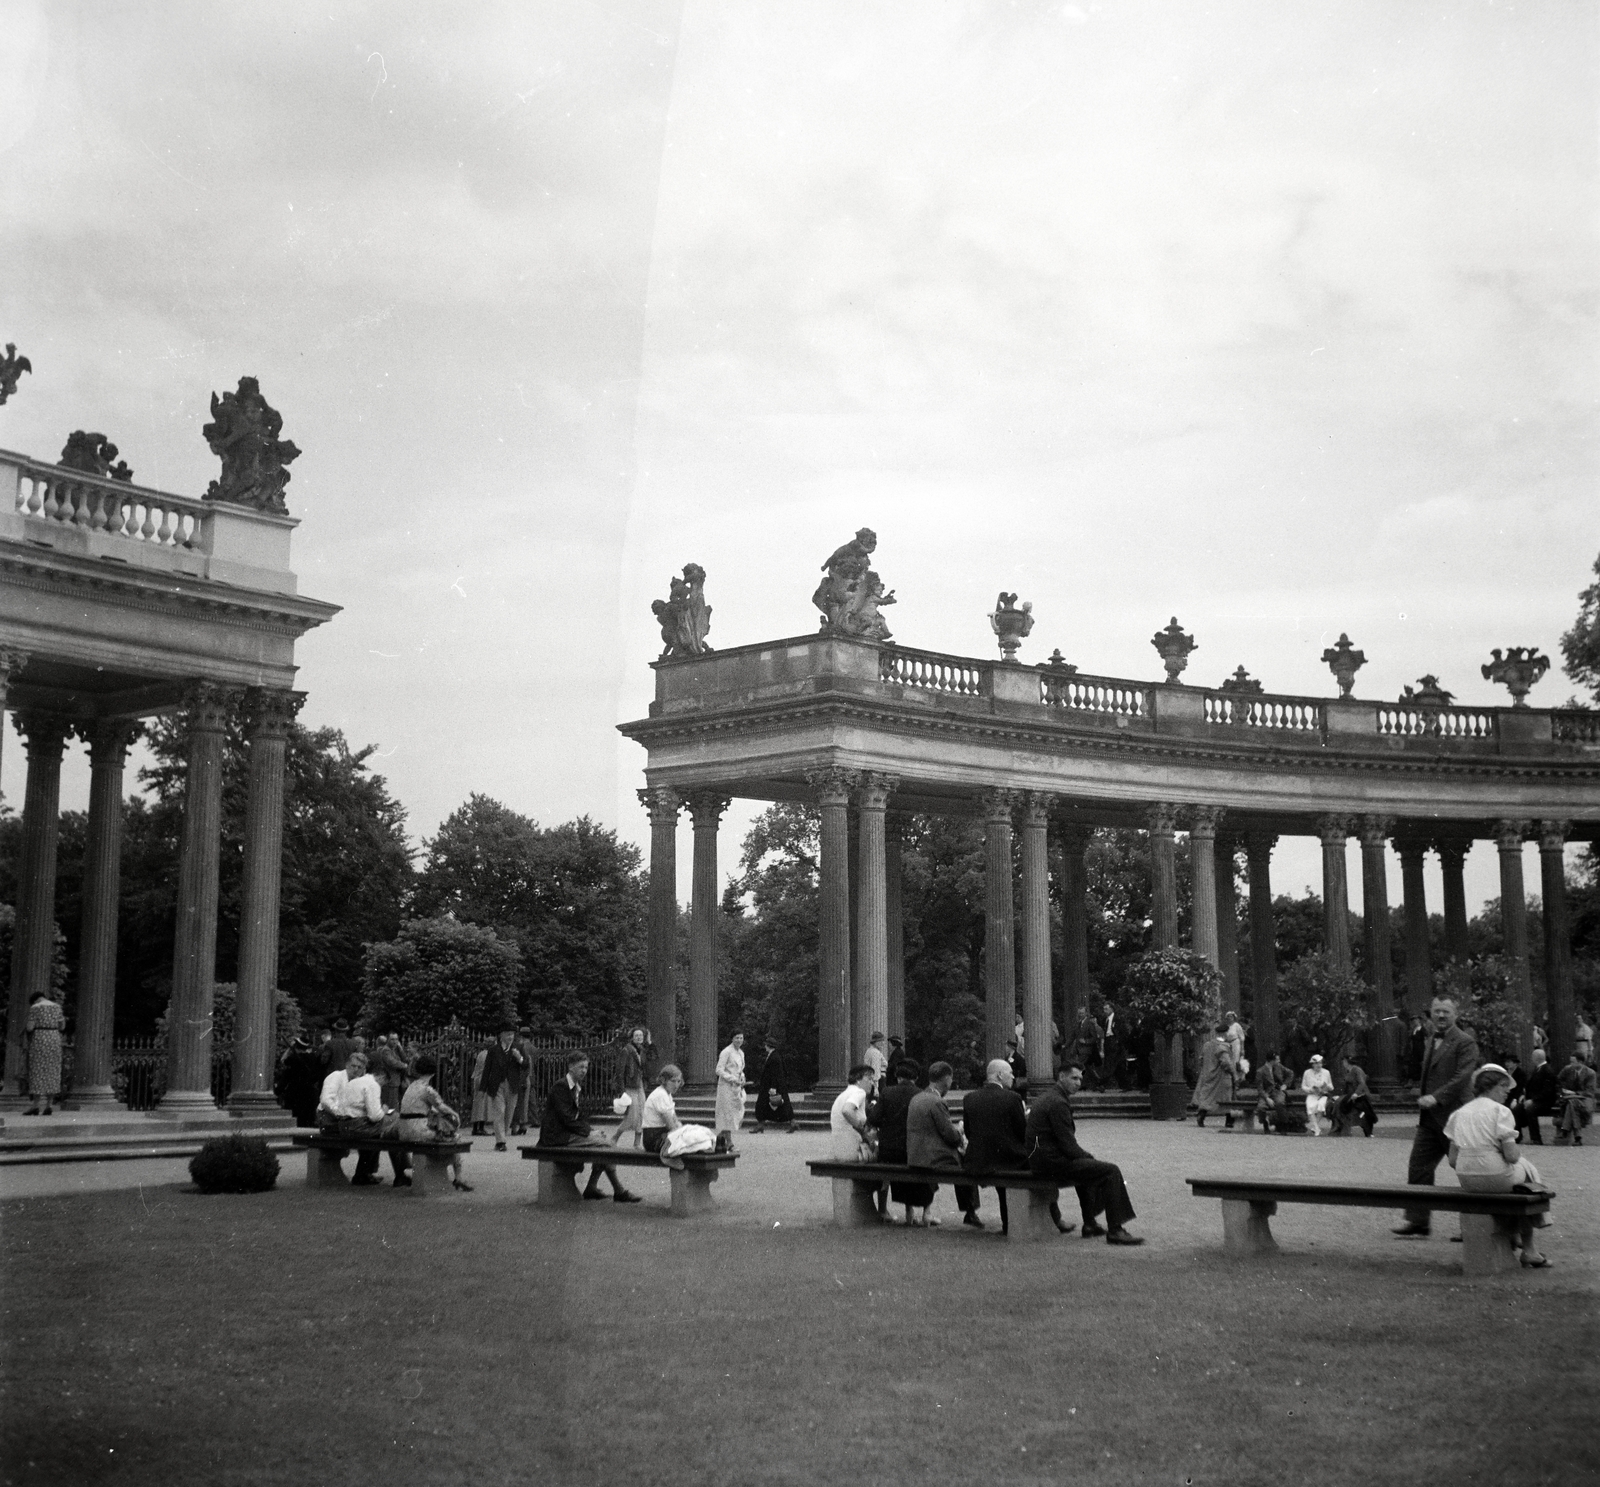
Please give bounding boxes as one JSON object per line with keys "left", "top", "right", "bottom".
{"left": 1, "top": 406, "right": 337, "bottom": 1115}
{"left": 620, "top": 628, "right": 1598, "bottom": 1092}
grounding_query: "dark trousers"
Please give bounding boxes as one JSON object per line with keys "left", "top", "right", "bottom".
{"left": 1337, "top": 1095, "right": 1377, "bottom": 1136}
{"left": 1030, "top": 1156, "right": 1135, "bottom": 1230}
{"left": 1513, "top": 1101, "right": 1545, "bottom": 1145}
{"left": 1404, "top": 1115, "right": 1451, "bottom": 1226}
{"left": 336, "top": 1118, "right": 407, "bottom": 1181}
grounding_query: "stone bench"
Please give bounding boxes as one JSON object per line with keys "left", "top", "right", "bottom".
{"left": 1186, "top": 1175, "right": 1554, "bottom": 1277}
{"left": 1216, "top": 1096, "right": 1306, "bottom": 1135}
{"left": 292, "top": 1133, "right": 472, "bottom": 1195}
{"left": 807, "top": 1159, "right": 1068, "bottom": 1242}
{"left": 521, "top": 1144, "right": 737, "bottom": 1217}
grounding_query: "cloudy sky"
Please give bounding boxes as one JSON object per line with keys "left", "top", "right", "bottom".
{"left": 2, "top": 1, "right": 1595, "bottom": 914}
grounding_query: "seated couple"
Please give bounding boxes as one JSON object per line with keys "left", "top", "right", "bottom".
{"left": 316, "top": 1050, "right": 470, "bottom": 1190}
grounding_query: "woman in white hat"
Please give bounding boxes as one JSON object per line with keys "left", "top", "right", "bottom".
{"left": 1446, "top": 1064, "right": 1550, "bottom": 1267}
{"left": 1300, "top": 1054, "right": 1334, "bottom": 1135}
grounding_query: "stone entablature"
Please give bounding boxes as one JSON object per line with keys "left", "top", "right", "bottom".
{"left": 622, "top": 634, "right": 1600, "bottom": 836}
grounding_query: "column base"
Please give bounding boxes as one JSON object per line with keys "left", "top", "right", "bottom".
{"left": 59, "top": 1086, "right": 123, "bottom": 1110}
{"left": 809, "top": 1082, "right": 846, "bottom": 1105}
{"left": 152, "top": 1089, "right": 222, "bottom": 1116}
{"left": 226, "top": 1091, "right": 295, "bottom": 1125}
{"left": 1149, "top": 1082, "right": 1192, "bottom": 1121}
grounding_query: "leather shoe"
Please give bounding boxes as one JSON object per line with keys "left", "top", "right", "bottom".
{"left": 962, "top": 1213, "right": 985, "bottom": 1229}
{"left": 350, "top": 1175, "right": 382, "bottom": 1186}
{"left": 582, "top": 1188, "right": 607, "bottom": 1201}
{"left": 1391, "top": 1223, "right": 1430, "bottom": 1238}
{"left": 1106, "top": 1230, "right": 1145, "bottom": 1246}
{"left": 1054, "top": 1220, "right": 1077, "bottom": 1235}
{"left": 392, "top": 1176, "right": 413, "bottom": 1188}
{"left": 613, "top": 1190, "right": 642, "bottom": 1204}
{"left": 1080, "top": 1221, "right": 1107, "bottom": 1238}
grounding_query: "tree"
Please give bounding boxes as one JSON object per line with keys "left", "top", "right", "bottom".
{"left": 1277, "top": 952, "right": 1373, "bottom": 1066}
{"left": 1120, "top": 949, "right": 1221, "bottom": 1037}
{"left": 1433, "top": 957, "right": 1530, "bottom": 1064}
{"left": 358, "top": 918, "right": 520, "bottom": 1034}
{"left": 1559, "top": 550, "right": 1600, "bottom": 704}
{"left": 412, "top": 795, "right": 647, "bottom": 1036}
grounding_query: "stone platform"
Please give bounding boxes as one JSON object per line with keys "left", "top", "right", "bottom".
{"left": 0, "top": 1107, "right": 310, "bottom": 1166}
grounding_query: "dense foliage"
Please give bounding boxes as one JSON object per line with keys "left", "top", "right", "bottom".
{"left": 1433, "top": 957, "right": 1530, "bottom": 1064}
{"left": 358, "top": 917, "right": 521, "bottom": 1034}
{"left": 1277, "top": 951, "right": 1373, "bottom": 1064}
{"left": 1118, "top": 950, "right": 1220, "bottom": 1037}
{"left": 188, "top": 1134, "right": 280, "bottom": 1194}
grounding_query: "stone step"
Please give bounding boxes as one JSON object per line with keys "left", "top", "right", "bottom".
{"left": 0, "top": 1124, "right": 313, "bottom": 1166}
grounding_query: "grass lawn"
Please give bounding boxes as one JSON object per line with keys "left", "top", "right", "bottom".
{"left": 2, "top": 1122, "right": 1596, "bottom": 1487}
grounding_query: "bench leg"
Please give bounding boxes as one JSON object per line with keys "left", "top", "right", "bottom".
{"left": 1013, "top": 1187, "right": 1062, "bottom": 1243}
{"left": 831, "top": 1177, "right": 880, "bottom": 1227}
{"left": 1458, "top": 1213, "right": 1520, "bottom": 1277}
{"left": 669, "top": 1164, "right": 719, "bottom": 1217}
{"left": 411, "top": 1151, "right": 456, "bottom": 1196}
{"left": 306, "top": 1147, "right": 350, "bottom": 1187}
{"left": 1242, "top": 1109, "right": 1258, "bottom": 1135}
{"left": 1220, "top": 1199, "right": 1279, "bottom": 1256}
{"left": 536, "top": 1161, "right": 586, "bottom": 1205}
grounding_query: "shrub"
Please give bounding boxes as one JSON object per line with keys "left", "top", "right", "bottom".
{"left": 189, "top": 1134, "right": 280, "bottom": 1194}
{"left": 358, "top": 917, "right": 521, "bottom": 1035}
{"left": 1278, "top": 952, "right": 1373, "bottom": 1063}
{"left": 1120, "top": 949, "right": 1221, "bottom": 1037}
{"left": 1434, "top": 957, "right": 1530, "bottom": 1064}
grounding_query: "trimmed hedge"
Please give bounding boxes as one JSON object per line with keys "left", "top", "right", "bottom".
{"left": 189, "top": 1134, "right": 280, "bottom": 1194}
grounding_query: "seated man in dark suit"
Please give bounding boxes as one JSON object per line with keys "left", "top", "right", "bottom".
{"left": 963, "top": 1058, "right": 1071, "bottom": 1236}
{"left": 1025, "top": 1062, "right": 1143, "bottom": 1245}
{"left": 540, "top": 1050, "right": 640, "bottom": 1203}
{"left": 1513, "top": 1048, "right": 1559, "bottom": 1145}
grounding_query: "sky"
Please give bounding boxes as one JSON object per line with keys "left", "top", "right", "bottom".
{"left": 1, "top": 0, "right": 1595, "bottom": 918}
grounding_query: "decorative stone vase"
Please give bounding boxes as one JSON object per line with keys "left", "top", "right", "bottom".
{"left": 1150, "top": 617, "right": 1196, "bottom": 685}
{"left": 1321, "top": 633, "right": 1366, "bottom": 697}
{"left": 989, "top": 593, "right": 1034, "bottom": 662}
{"left": 1481, "top": 647, "right": 1549, "bottom": 708}
{"left": 1218, "top": 665, "right": 1262, "bottom": 695}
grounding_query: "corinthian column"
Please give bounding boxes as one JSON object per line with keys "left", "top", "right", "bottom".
{"left": 160, "top": 683, "right": 238, "bottom": 1113}
{"left": 1540, "top": 820, "right": 1576, "bottom": 1068}
{"left": 1494, "top": 819, "right": 1533, "bottom": 1062}
{"left": 229, "top": 689, "right": 300, "bottom": 1116}
{"left": 1358, "top": 815, "right": 1398, "bottom": 1084}
{"left": 640, "top": 786, "right": 682, "bottom": 1067}
{"left": 1019, "top": 793, "right": 1053, "bottom": 1089}
{"left": 685, "top": 791, "right": 730, "bottom": 1088}
{"left": 982, "top": 789, "right": 1018, "bottom": 1063}
{"left": 1188, "top": 808, "right": 1222, "bottom": 975}
{"left": 1396, "top": 835, "right": 1432, "bottom": 1016}
{"left": 1436, "top": 839, "right": 1472, "bottom": 963}
{"left": 0, "top": 646, "right": 30, "bottom": 801}
{"left": 808, "top": 768, "right": 855, "bottom": 1090}
{"left": 3, "top": 711, "right": 69, "bottom": 1099}
{"left": 1245, "top": 833, "right": 1280, "bottom": 1058}
{"left": 1215, "top": 831, "right": 1240, "bottom": 1010}
{"left": 1147, "top": 803, "right": 1179, "bottom": 952}
{"left": 69, "top": 719, "right": 141, "bottom": 1107}
{"left": 853, "top": 774, "right": 895, "bottom": 1060}
{"left": 885, "top": 813, "right": 906, "bottom": 1042}
{"left": 1317, "top": 815, "right": 1353, "bottom": 975}
{"left": 1058, "top": 822, "right": 1091, "bottom": 1041}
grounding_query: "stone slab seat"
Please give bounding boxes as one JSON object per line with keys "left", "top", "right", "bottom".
{"left": 1186, "top": 1175, "right": 1554, "bottom": 1277}
{"left": 291, "top": 1133, "right": 472, "bottom": 1196}
{"left": 1214, "top": 1098, "right": 1306, "bottom": 1135}
{"left": 520, "top": 1143, "right": 737, "bottom": 1218}
{"left": 807, "top": 1159, "right": 1067, "bottom": 1243}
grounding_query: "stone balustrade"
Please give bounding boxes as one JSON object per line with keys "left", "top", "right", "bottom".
{"left": 0, "top": 447, "right": 299, "bottom": 596}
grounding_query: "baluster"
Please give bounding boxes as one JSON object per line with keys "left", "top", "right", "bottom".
{"left": 137, "top": 501, "right": 157, "bottom": 541}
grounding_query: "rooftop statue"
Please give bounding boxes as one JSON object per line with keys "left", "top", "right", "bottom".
{"left": 1150, "top": 616, "right": 1197, "bottom": 685}
{"left": 1219, "top": 665, "right": 1263, "bottom": 695}
{"left": 1321, "top": 633, "right": 1366, "bottom": 698}
{"left": 652, "top": 563, "right": 714, "bottom": 659}
{"left": 1482, "top": 647, "right": 1549, "bottom": 708}
{"left": 0, "top": 343, "right": 31, "bottom": 405}
{"left": 989, "top": 592, "right": 1034, "bottom": 661}
{"left": 59, "top": 431, "right": 133, "bottom": 482}
{"left": 813, "top": 527, "right": 895, "bottom": 641}
{"left": 203, "top": 376, "right": 300, "bottom": 515}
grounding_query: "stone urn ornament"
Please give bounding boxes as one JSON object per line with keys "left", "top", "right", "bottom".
{"left": 1398, "top": 674, "right": 1454, "bottom": 732}
{"left": 1041, "top": 648, "right": 1077, "bottom": 674}
{"left": 989, "top": 593, "right": 1034, "bottom": 661}
{"left": 1150, "top": 617, "right": 1197, "bottom": 685}
{"left": 1481, "top": 647, "right": 1549, "bottom": 708}
{"left": 1218, "top": 665, "right": 1262, "bottom": 695}
{"left": 1321, "top": 633, "right": 1366, "bottom": 698}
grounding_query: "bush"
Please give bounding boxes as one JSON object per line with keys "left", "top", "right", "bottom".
{"left": 358, "top": 917, "right": 521, "bottom": 1035}
{"left": 1278, "top": 952, "right": 1373, "bottom": 1063}
{"left": 189, "top": 1134, "right": 280, "bottom": 1194}
{"left": 1434, "top": 957, "right": 1530, "bottom": 1064}
{"left": 1120, "top": 949, "right": 1221, "bottom": 1037}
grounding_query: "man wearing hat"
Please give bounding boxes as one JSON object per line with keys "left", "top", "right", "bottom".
{"left": 1300, "top": 1054, "right": 1334, "bottom": 1135}
{"left": 862, "top": 1032, "right": 888, "bottom": 1086}
{"left": 324, "top": 1019, "right": 357, "bottom": 1075}
{"left": 479, "top": 1024, "right": 527, "bottom": 1152}
{"left": 1394, "top": 994, "right": 1480, "bottom": 1235}
{"left": 884, "top": 1035, "right": 907, "bottom": 1086}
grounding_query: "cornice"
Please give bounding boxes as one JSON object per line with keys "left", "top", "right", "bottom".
{"left": 617, "top": 693, "right": 1600, "bottom": 785}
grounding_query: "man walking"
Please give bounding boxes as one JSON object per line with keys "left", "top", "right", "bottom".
{"left": 1026, "top": 1063, "right": 1144, "bottom": 1245}
{"left": 479, "top": 1025, "right": 526, "bottom": 1153}
{"left": 1394, "top": 995, "right": 1480, "bottom": 1237}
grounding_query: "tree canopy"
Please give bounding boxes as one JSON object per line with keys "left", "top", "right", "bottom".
{"left": 1560, "top": 550, "right": 1600, "bottom": 705}
{"left": 358, "top": 917, "right": 519, "bottom": 1034}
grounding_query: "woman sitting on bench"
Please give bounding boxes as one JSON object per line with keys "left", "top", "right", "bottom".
{"left": 641, "top": 1064, "right": 716, "bottom": 1170}
{"left": 1445, "top": 1064, "right": 1550, "bottom": 1269}
{"left": 398, "top": 1054, "right": 472, "bottom": 1192}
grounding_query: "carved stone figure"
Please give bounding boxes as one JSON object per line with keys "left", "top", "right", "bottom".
{"left": 989, "top": 592, "right": 1034, "bottom": 661}
{"left": 651, "top": 563, "right": 714, "bottom": 658}
{"left": 59, "top": 431, "right": 133, "bottom": 482}
{"left": 1481, "top": 647, "right": 1549, "bottom": 708}
{"left": 813, "top": 527, "right": 894, "bottom": 640}
{"left": 0, "top": 343, "right": 31, "bottom": 405}
{"left": 1321, "top": 633, "right": 1366, "bottom": 698}
{"left": 202, "top": 376, "right": 300, "bottom": 515}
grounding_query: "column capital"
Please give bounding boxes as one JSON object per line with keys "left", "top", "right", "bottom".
{"left": 1244, "top": 830, "right": 1277, "bottom": 862}
{"left": 637, "top": 785, "right": 682, "bottom": 823}
{"left": 1058, "top": 820, "right": 1094, "bottom": 852}
{"left": 78, "top": 717, "right": 143, "bottom": 767}
{"left": 980, "top": 787, "right": 1019, "bottom": 825}
{"left": 1145, "top": 801, "right": 1179, "bottom": 836}
{"left": 1492, "top": 818, "right": 1531, "bottom": 852}
{"left": 183, "top": 682, "right": 242, "bottom": 733}
{"left": 685, "top": 790, "right": 732, "bottom": 826}
{"left": 1357, "top": 814, "right": 1396, "bottom": 848}
{"left": 1537, "top": 819, "right": 1571, "bottom": 853}
{"left": 11, "top": 709, "right": 71, "bottom": 759}
{"left": 0, "top": 645, "right": 30, "bottom": 678}
{"left": 1187, "top": 805, "right": 1223, "bottom": 839}
{"left": 1433, "top": 836, "right": 1472, "bottom": 868}
{"left": 855, "top": 772, "right": 898, "bottom": 811}
{"left": 1315, "top": 812, "right": 1353, "bottom": 846}
{"left": 806, "top": 767, "right": 857, "bottom": 807}
{"left": 1018, "top": 791, "right": 1053, "bottom": 827}
{"left": 242, "top": 686, "right": 303, "bottom": 740}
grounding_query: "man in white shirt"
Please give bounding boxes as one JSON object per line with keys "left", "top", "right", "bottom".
{"left": 862, "top": 1032, "right": 888, "bottom": 1084}
{"left": 829, "top": 1064, "right": 877, "bottom": 1161}
{"left": 318, "top": 1051, "right": 406, "bottom": 1187}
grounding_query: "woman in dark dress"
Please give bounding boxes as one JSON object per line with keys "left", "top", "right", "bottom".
{"left": 867, "top": 1059, "right": 930, "bottom": 1221}
{"left": 753, "top": 1039, "right": 796, "bottom": 1132}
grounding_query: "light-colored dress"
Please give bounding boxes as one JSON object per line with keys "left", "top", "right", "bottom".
{"left": 714, "top": 1042, "right": 746, "bottom": 1133}
{"left": 1301, "top": 1066, "right": 1334, "bottom": 1128}
{"left": 26, "top": 997, "right": 65, "bottom": 1098}
{"left": 397, "top": 1077, "right": 456, "bottom": 1143}
{"left": 1445, "top": 1095, "right": 1540, "bottom": 1191}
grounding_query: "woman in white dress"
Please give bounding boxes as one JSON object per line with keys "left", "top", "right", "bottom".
{"left": 713, "top": 1032, "right": 747, "bottom": 1151}
{"left": 1300, "top": 1054, "right": 1334, "bottom": 1135}
{"left": 1446, "top": 1064, "right": 1549, "bottom": 1268}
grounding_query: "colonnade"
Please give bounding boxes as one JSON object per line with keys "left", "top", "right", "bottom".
{"left": 640, "top": 777, "right": 1581, "bottom": 1092}
{"left": 3, "top": 682, "right": 299, "bottom": 1114}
